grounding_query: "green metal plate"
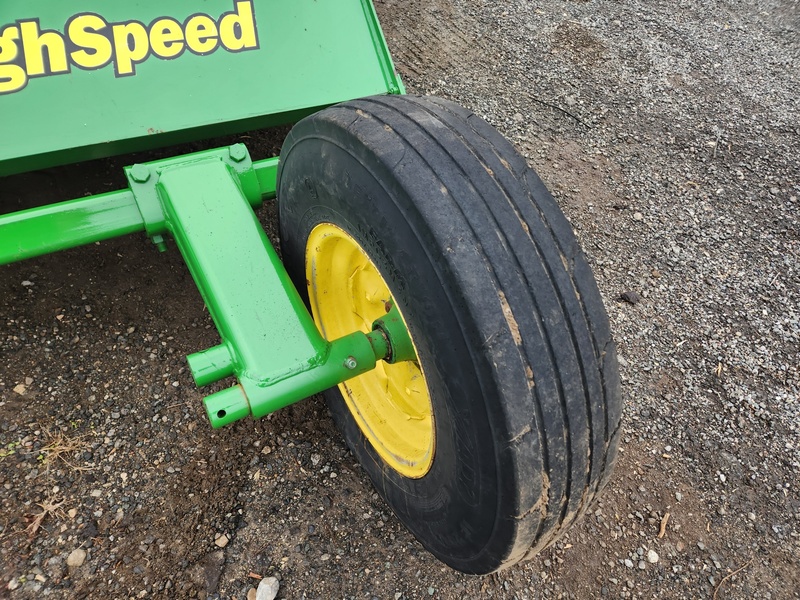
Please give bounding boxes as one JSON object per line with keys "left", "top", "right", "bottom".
{"left": 0, "top": 0, "right": 401, "bottom": 176}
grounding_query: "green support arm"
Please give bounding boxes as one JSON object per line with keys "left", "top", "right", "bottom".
{"left": 0, "top": 144, "right": 415, "bottom": 428}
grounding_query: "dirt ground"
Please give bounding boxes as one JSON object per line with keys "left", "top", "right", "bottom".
{"left": 1, "top": 0, "right": 798, "bottom": 598}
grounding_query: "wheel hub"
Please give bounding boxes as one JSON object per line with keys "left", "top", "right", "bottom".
{"left": 305, "top": 223, "right": 435, "bottom": 478}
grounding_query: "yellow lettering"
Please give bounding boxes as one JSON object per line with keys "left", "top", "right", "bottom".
{"left": 20, "top": 20, "right": 69, "bottom": 76}
{"left": 218, "top": 2, "right": 257, "bottom": 51}
{"left": 68, "top": 14, "right": 112, "bottom": 69}
{"left": 0, "top": 26, "right": 26, "bottom": 94}
{"left": 185, "top": 15, "right": 218, "bottom": 54}
{"left": 150, "top": 18, "right": 184, "bottom": 59}
{"left": 1, "top": 3, "right": 262, "bottom": 95}
{"left": 111, "top": 21, "right": 149, "bottom": 76}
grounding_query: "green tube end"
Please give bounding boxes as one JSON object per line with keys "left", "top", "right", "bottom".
{"left": 204, "top": 385, "right": 250, "bottom": 428}
{"left": 188, "top": 344, "right": 235, "bottom": 387}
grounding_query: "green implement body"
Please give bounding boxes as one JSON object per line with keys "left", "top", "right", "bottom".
{"left": 0, "top": 0, "right": 405, "bottom": 426}
{"left": 0, "top": 0, "right": 401, "bottom": 176}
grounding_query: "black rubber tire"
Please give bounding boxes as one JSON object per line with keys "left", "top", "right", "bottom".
{"left": 277, "top": 95, "right": 622, "bottom": 574}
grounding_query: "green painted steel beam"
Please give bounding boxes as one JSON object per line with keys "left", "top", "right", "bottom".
{"left": 253, "top": 157, "right": 279, "bottom": 200}
{"left": 0, "top": 190, "right": 144, "bottom": 264}
{"left": 0, "top": 143, "right": 417, "bottom": 427}
{"left": 123, "top": 146, "right": 415, "bottom": 428}
{"left": 0, "top": 154, "right": 279, "bottom": 265}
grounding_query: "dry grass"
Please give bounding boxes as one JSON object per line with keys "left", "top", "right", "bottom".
{"left": 38, "top": 428, "right": 92, "bottom": 471}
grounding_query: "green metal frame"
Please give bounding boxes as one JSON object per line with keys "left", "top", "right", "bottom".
{"left": 0, "top": 0, "right": 414, "bottom": 427}
{"left": 1, "top": 145, "right": 416, "bottom": 427}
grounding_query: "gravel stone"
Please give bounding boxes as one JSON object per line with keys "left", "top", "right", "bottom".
{"left": 66, "top": 549, "right": 87, "bottom": 568}
{"left": 256, "top": 577, "right": 280, "bottom": 600}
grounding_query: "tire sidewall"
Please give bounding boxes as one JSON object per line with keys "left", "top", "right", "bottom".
{"left": 278, "top": 132, "right": 513, "bottom": 570}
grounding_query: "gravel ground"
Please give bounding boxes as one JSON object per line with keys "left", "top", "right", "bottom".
{"left": 1, "top": 0, "right": 798, "bottom": 598}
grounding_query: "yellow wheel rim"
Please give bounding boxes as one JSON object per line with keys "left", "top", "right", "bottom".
{"left": 306, "top": 223, "right": 435, "bottom": 478}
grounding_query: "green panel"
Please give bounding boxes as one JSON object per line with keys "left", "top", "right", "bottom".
{"left": 0, "top": 0, "right": 400, "bottom": 176}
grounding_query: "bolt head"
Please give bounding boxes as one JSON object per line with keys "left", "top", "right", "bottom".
{"left": 343, "top": 356, "right": 358, "bottom": 370}
{"left": 129, "top": 164, "right": 151, "bottom": 183}
{"left": 229, "top": 144, "right": 248, "bottom": 163}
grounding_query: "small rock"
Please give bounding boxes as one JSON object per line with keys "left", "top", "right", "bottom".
{"left": 697, "top": 541, "right": 706, "bottom": 550}
{"left": 21, "top": 280, "right": 34, "bottom": 287}
{"left": 618, "top": 291, "right": 642, "bottom": 305}
{"left": 24, "top": 377, "right": 33, "bottom": 385}
{"left": 203, "top": 551, "right": 225, "bottom": 591}
{"left": 633, "top": 212, "right": 643, "bottom": 221}
{"left": 675, "top": 492, "right": 683, "bottom": 502}
{"left": 638, "top": 560, "right": 646, "bottom": 570}
{"left": 66, "top": 548, "right": 87, "bottom": 568}
{"left": 45, "top": 556, "right": 65, "bottom": 580}
{"left": 647, "top": 549, "right": 659, "bottom": 563}
{"left": 256, "top": 576, "right": 279, "bottom": 600}
{"left": 8, "top": 578, "right": 20, "bottom": 591}
{"left": 624, "top": 559, "right": 634, "bottom": 568}
{"left": 13, "top": 384, "right": 26, "bottom": 395}
{"left": 247, "top": 588, "right": 257, "bottom": 600}
{"left": 214, "top": 534, "right": 229, "bottom": 548}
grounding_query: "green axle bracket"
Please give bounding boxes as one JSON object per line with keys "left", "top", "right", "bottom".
{"left": 120, "top": 145, "right": 415, "bottom": 428}
{"left": 0, "top": 143, "right": 416, "bottom": 427}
